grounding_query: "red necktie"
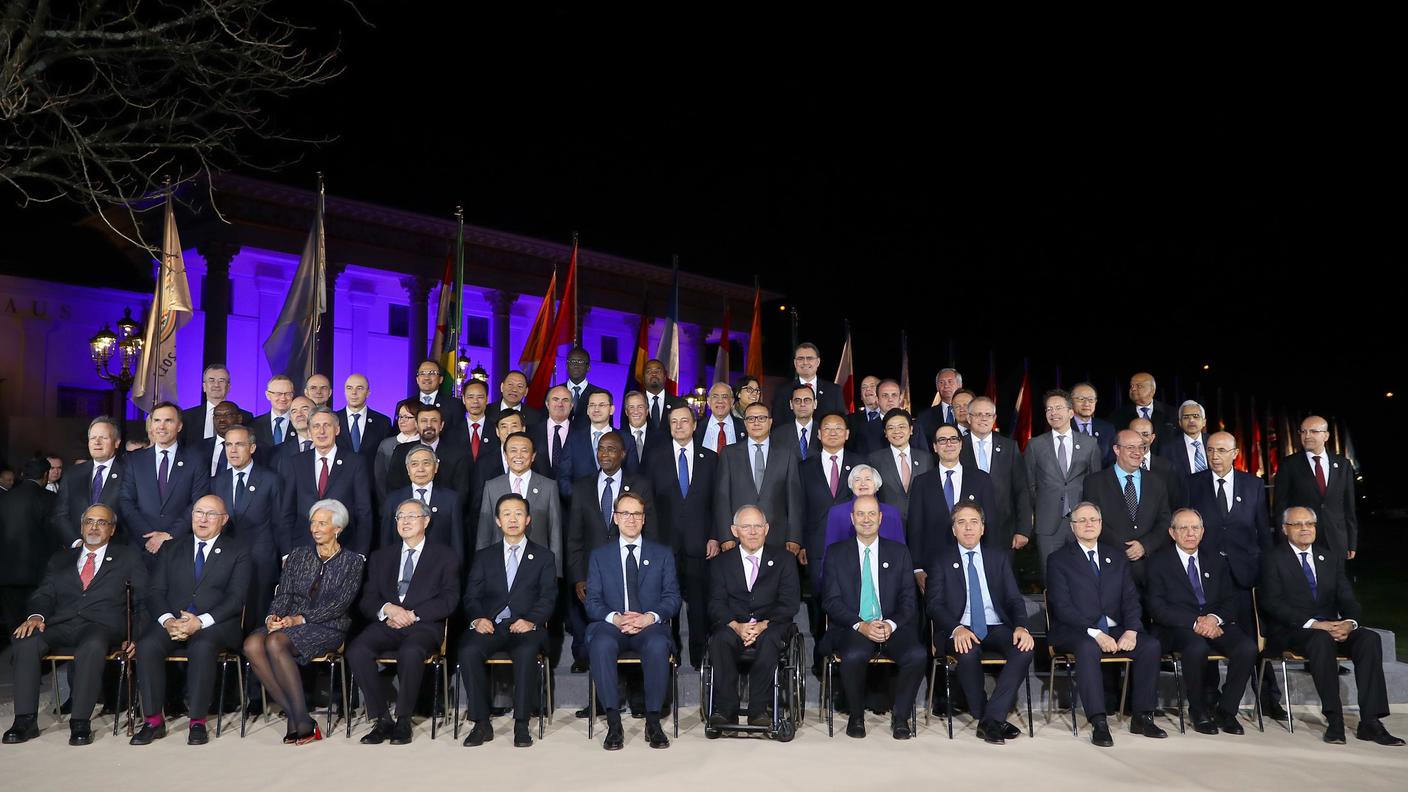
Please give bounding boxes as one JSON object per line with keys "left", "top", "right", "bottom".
{"left": 1313, "top": 455, "right": 1327, "bottom": 498}
{"left": 470, "top": 423, "right": 481, "bottom": 461}
{"left": 317, "top": 456, "right": 330, "bottom": 497}
{"left": 717, "top": 421, "right": 727, "bottom": 451}
{"left": 79, "top": 552, "right": 96, "bottom": 590}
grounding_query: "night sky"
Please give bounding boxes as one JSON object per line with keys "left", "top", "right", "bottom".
{"left": 4, "top": 7, "right": 1404, "bottom": 505}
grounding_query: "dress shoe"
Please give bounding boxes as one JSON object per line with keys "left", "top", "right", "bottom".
{"left": 389, "top": 717, "right": 413, "bottom": 745}
{"left": 976, "top": 720, "right": 1005, "bottom": 744}
{"left": 747, "top": 712, "right": 772, "bottom": 728}
{"left": 1130, "top": 712, "right": 1168, "bottom": 739}
{"left": 574, "top": 706, "right": 593, "bottom": 719}
{"left": 282, "top": 723, "right": 300, "bottom": 744}
{"left": 1355, "top": 718, "right": 1403, "bottom": 746}
{"left": 1089, "top": 715, "right": 1114, "bottom": 747}
{"left": 845, "top": 715, "right": 866, "bottom": 739}
{"left": 68, "top": 719, "right": 93, "bottom": 746}
{"left": 708, "top": 713, "right": 738, "bottom": 728}
{"left": 570, "top": 660, "right": 589, "bottom": 674}
{"left": 1191, "top": 717, "right": 1218, "bottom": 735}
{"left": 1215, "top": 710, "right": 1244, "bottom": 735}
{"left": 1261, "top": 700, "right": 1288, "bottom": 721}
{"left": 602, "top": 723, "right": 624, "bottom": 751}
{"left": 187, "top": 722, "right": 208, "bottom": 746}
{"left": 1000, "top": 721, "right": 1021, "bottom": 740}
{"left": 3, "top": 716, "right": 39, "bottom": 744}
{"left": 1324, "top": 715, "right": 1346, "bottom": 744}
{"left": 513, "top": 720, "right": 533, "bottom": 747}
{"left": 645, "top": 719, "right": 670, "bottom": 749}
{"left": 629, "top": 706, "right": 646, "bottom": 719}
{"left": 462, "top": 721, "right": 493, "bottom": 747}
{"left": 490, "top": 706, "right": 511, "bottom": 717}
{"left": 891, "top": 721, "right": 913, "bottom": 740}
{"left": 360, "top": 719, "right": 394, "bottom": 744}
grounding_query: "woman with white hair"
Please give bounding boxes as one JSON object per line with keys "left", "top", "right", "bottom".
{"left": 816, "top": 464, "right": 907, "bottom": 580}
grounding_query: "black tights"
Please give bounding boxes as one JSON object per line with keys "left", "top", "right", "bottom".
{"left": 244, "top": 630, "right": 313, "bottom": 735}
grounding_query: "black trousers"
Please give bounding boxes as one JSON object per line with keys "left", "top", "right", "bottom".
{"left": 546, "top": 578, "right": 568, "bottom": 669}
{"left": 947, "top": 625, "right": 1033, "bottom": 723}
{"left": 457, "top": 626, "right": 544, "bottom": 722}
{"left": 709, "top": 625, "right": 787, "bottom": 718}
{"left": 345, "top": 621, "right": 442, "bottom": 721}
{"left": 1158, "top": 623, "right": 1256, "bottom": 720}
{"left": 136, "top": 620, "right": 241, "bottom": 720}
{"left": 833, "top": 627, "right": 926, "bottom": 722}
{"left": 1055, "top": 631, "right": 1162, "bottom": 718}
{"left": 11, "top": 621, "right": 118, "bottom": 719}
{"left": 1280, "top": 627, "right": 1389, "bottom": 719}
{"left": 677, "top": 554, "right": 710, "bottom": 668}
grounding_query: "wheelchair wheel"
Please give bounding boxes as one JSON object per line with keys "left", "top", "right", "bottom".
{"left": 773, "top": 718, "right": 796, "bottom": 742}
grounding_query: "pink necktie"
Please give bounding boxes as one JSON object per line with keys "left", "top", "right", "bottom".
{"left": 746, "top": 555, "right": 759, "bottom": 591}
{"left": 513, "top": 476, "right": 523, "bottom": 496}
{"left": 829, "top": 454, "right": 840, "bottom": 497}
{"left": 899, "top": 451, "right": 911, "bottom": 492}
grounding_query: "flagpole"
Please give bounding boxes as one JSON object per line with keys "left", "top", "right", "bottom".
{"left": 309, "top": 172, "right": 324, "bottom": 382}
{"left": 150, "top": 176, "right": 172, "bottom": 412}
{"left": 571, "top": 231, "right": 579, "bottom": 348}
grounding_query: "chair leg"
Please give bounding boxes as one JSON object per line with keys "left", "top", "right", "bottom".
{"left": 945, "top": 660, "right": 954, "bottom": 740}
{"left": 431, "top": 660, "right": 441, "bottom": 740}
{"left": 824, "top": 659, "right": 834, "bottom": 737}
{"left": 217, "top": 659, "right": 228, "bottom": 738}
{"left": 1025, "top": 669, "right": 1034, "bottom": 738}
{"left": 672, "top": 661, "right": 680, "bottom": 738}
{"left": 1250, "top": 662, "right": 1264, "bottom": 733}
{"left": 1174, "top": 658, "right": 1185, "bottom": 734}
{"left": 1067, "top": 662, "right": 1079, "bottom": 736}
{"left": 538, "top": 659, "right": 547, "bottom": 739}
{"left": 1282, "top": 660, "right": 1293, "bottom": 734}
{"left": 925, "top": 659, "right": 936, "bottom": 727}
{"left": 587, "top": 676, "right": 596, "bottom": 740}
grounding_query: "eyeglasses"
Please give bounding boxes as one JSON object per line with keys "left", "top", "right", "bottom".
{"left": 967, "top": 411, "right": 996, "bottom": 419}
{"left": 395, "top": 513, "right": 430, "bottom": 523}
{"left": 192, "top": 509, "right": 226, "bottom": 519}
{"left": 1283, "top": 520, "right": 1317, "bottom": 528}
{"left": 267, "top": 390, "right": 294, "bottom": 398}
{"left": 81, "top": 518, "right": 114, "bottom": 527}
{"left": 790, "top": 397, "right": 815, "bottom": 405}
{"left": 739, "top": 386, "right": 761, "bottom": 395}
{"left": 614, "top": 511, "right": 645, "bottom": 521}
{"left": 416, "top": 370, "right": 440, "bottom": 377}
{"left": 1072, "top": 396, "right": 1096, "bottom": 404}
{"left": 743, "top": 416, "right": 770, "bottom": 424}
{"left": 934, "top": 436, "right": 962, "bottom": 445}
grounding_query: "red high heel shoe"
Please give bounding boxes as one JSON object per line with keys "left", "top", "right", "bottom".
{"left": 295, "top": 723, "right": 323, "bottom": 745}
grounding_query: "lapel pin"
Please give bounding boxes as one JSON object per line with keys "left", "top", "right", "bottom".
{"left": 767, "top": 559, "right": 774, "bottom": 567}
{"left": 1235, "top": 496, "right": 1242, "bottom": 502}
{"left": 214, "top": 547, "right": 222, "bottom": 554}
{"left": 532, "top": 488, "right": 539, "bottom": 494}
{"left": 995, "top": 446, "right": 1002, "bottom": 453}
{"left": 249, "top": 485, "right": 256, "bottom": 492}
{"left": 336, "top": 459, "right": 343, "bottom": 466}
{"left": 967, "top": 494, "right": 975, "bottom": 501}
{"left": 110, "top": 473, "right": 118, "bottom": 479}
{"left": 1203, "top": 571, "right": 1210, "bottom": 578}
{"left": 431, "top": 506, "right": 438, "bottom": 513}
{"left": 1104, "top": 557, "right": 1111, "bottom": 564}
{"left": 1219, "top": 551, "right": 1228, "bottom": 556}
{"left": 643, "top": 559, "right": 650, "bottom": 566}
{"left": 1317, "top": 555, "right": 1325, "bottom": 561}
{"left": 176, "top": 460, "right": 184, "bottom": 467}
{"left": 623, "top": 485, "right": 631, "bottom": 491}
{"left": 527, "top": 553, "right": 534, "bottom": 561}
{"left": 1074, "top": 444, "right": 1081, "bottom": 451}
{"left": 699, "top": 453, "right": 705, "bottom": 459}
{"left": 953, "top": 562, "right": 960, "bottom": 569}
{"left": 1332, "top": 462, "right": 1339, "bottom": 469}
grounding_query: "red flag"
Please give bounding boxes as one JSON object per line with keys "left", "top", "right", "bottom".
{"left": 1248, "top": 398, "right": 1264, "bottom": 477}
{"left": 1012, "top": 363, "right": 1033, "bottom": 451}
{"left": 518, "top": 269, "right": 557, "bottom": 382}
{"left": 835, "top": 322, "right": 855, "bottom": 413}
{"left": 712, "top": 304, "right": 731, "bottom": 383}
{"left": 745, "top": 283, "right": 764, "bottom": 381}
{"left": 1265, "top": 406, "right": 1280, "bottom": 478}
{"left": 1232, "top": 393, "right": 1247, "bottom": 472}
{"left": 525, "top": 237, "right": 578, "bottom": 408}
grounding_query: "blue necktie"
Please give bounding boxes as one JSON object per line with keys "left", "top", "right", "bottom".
{"left": 1187, "top": 556, "right": 1206, "bottom": 607}
{"left": 1300, "top": 552, "right": 1317, "bottom": 601}
{"left": 1088, "top": 549, "right": 1111, "bottom": 631}
{"left": 799, "top": 427, "right": 808, "bottom": 460}
{"left": 234, "top": 471, "right": 246, "bottom": 510}
{"left": 194, "top": 541, "right": 207, "bottom": 583}
{"left": 273, "top": 416, "right": 285, "bottom": 445}
{"left": 677, "top": 448, "right": 690, "bottom": 498}
{"left": 497, "top": 545, "right": 520, "bottom": 622}
{"left": 1192, "top": 440, "right": 1206, "bottom": 473}
{"left": 350, "top": 413, "right": 362, "bottom": 452}
{"left": 966, "top": 550, "right": 988, "bottom": 640}
{"left": 600, "top": 476, "right": 615, "bottom": 530}
{"left": 91, "top": 464, "right": 106, "bottom": 504}
{"left": 398, "top": 549, "right": 415, "bottom": 599}
{"left": 943, "top": 469, "right": 956, "bottom": 511}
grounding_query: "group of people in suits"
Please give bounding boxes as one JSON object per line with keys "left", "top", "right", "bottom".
{"left": 0, "top": 353, "right": 1398, "bottom": 751}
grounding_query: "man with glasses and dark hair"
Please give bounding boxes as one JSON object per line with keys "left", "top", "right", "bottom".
{"left": 1274, "top": 416, "right": 1360, "bottom": 560}
{"left": 181, "top": 364, "right": 252, "bottom": 446}
{"left": 772, "top": 342, "right": 844, "bottom": 425}
{"left": 1069, "top": 382, "right": 1115, "bottom": 465}
{"left": 773, "top": 383, "right": 821, "bottom": 462}
{"left": 909, "top": 424, "right": 995, "bottom": 593}
{"left": 696, "top": 381, "right": 745, "bottom": 452}
{"left": 411, "top": 359, "right": 464, "bottom": 433}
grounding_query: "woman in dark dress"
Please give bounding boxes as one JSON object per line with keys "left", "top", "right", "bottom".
{"left": 243, "top": 498, "right": 365, "bottom": 744}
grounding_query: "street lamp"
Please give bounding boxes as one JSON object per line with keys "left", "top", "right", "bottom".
{"left": 89, "top": 307, "right": 144, "bottom": 417}
{"left": 686, "top": 384, "right": 708, "bottom": 418}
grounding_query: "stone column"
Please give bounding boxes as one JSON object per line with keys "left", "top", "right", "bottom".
{"left": 197, "top": 242, "right": 239, "bottom": 371}
{"left": 316, "top": 261, "right": 346, "bottom": 379}
{"left": 403, "top": 275, "right": 433, "bottom": 384}
{"left": 485, "top": 290, "right": 517, "bottom": 387}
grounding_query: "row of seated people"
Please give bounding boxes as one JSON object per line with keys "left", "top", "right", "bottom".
{"left": 4, "top": 487, "right": 1397, "bottom": 751}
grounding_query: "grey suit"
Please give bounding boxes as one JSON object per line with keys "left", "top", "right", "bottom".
{"left": 476, "top": 472, "right": 564, "bottom": 577}
{"left": 1023, "top": 429, "right": 1102, "bottom": 577}
{"left": 867, "top": 444, "right": 933, "bottom": 522}
{"left": 713, "top": 438, "right": 803, "bottom": 547}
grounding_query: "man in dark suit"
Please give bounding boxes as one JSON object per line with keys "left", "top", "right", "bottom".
{"left": 411, "top": 359, "right": 465, "bottom": 434}
{"left": 249, "top": 374, "right": 297, "bottom": 464}
{"left": 264, "top": 395, "right": 315, "bottom": 472}
{"left": 528, "top": 385, "right": 574, "bottom": 482}
{"left": 697, "top": 381, "right": 746, "bottom": 453}
{"left": 485, "top": 369, "right": 543, "bottom": 429}
{"left": 1, "top": 458, "right": 58, "bottom": 650}
{"left": 772, "top": 383, "right": 823, "bottom": 464}
{"left": 639, "top": 359, "right": 688, "bottom": 433}
{"left": 1080, "top": 430, "right": 1173, "bottom": 585}
{"left": 1045, "top": 502, "right": 1167, "bottom": 747}
{"left": 705, "top": 505, "right": 801, "bottom": 727}
{"left": 1025, "top": 390, "right": 1103, "bottom": 578}
{"left": 179, "top": 364, "right": 252, "bottom": 447}
{"left": 1130, "top": 417, "right": 1189, "bottom": 509}
{"left": 52, "top": 417, "right": 125, "bottom": 547}
{"left": 558, "top": 390, "right": 640, "bottom": 497}
{"left": 565, "top": 432, "right": 655, "bottom": 675}
{"left": 1258, "top": 506, "right": 1401, "bottom": 745}
{"left": 584, "top": 490, "right": 681, "bottom": 750}
{"left": 385, "top": 404, "right": 470, "bottom": 498}
{"left": 3, "top": 504, "right": 145, "bottom": 746}
{"left": 1274, "top": 415, "right": 1360, "bottom": 560}
{"left": 1146, "top": 508, "right": 1255, "bottom": 736}
{"left": 336, "top": 373, "right": 394, "bottom": 465}
{"left": 645, "top": 405, "right": 718, "bottom": 668}
{"left": 211, "top": 425, "right": 285, "bottom": 626}
{"left": 1071, "top": 382, "right": 1117, "bottom": 465}
{"left": 771, "top": 342, "right": 845, "bottom": 425}
{"left": 867, "top": 409, "right": 933, "bottom": 523}
{"left": 1186, "top": 432, "right": 1271, "bottom": 629}
{"left": 132, "top": 495, "right": 252, "bottom": 745}
{"left": 303, "top": 373, "right": 333, "bottom": 408}
{"left": 1107, "top": 372, "right": 1175, "bottom": 450}
{"left": 845, "top": 375, "right": 884, "bottom": 454}
{"left": 458, "top": 492, "right": 556, "bottom": 748}
{"left": 447, "top": 379, "right": 492, "bottom": 466}
{"left": 960, "top": 396, "right": 1032, "bottom": 551}
{"left": 278, "top": 406, "right": 375, "bottom": 555}
{"left": 822, "top": 495, "right": 927, "bottom": 739}
{"left": 1161, "top": 400, "right": 1211, "bottom": 479}
{"left": 915, "top": 367, "right": 963, "bottom": 447}
{"left": 118, "top": 401, "right": 211, "bottom": 563}
{"left": 381, "top": 446, "right": 466, "bottom": 562}
{"left": 348, "top": 498, "right": 460, "bottom": 746}
{"left": 925, "top": 503, "right": 1034, "bottom": 744}
{"left": 562, "top": 346, "right": 611, "bottom": 430}
{"left": 621, "top": 391, "right": 668, "bottom": 467}
{"left": 800, "top": 412, "right": 855, "bottom": 670}
{"left": 714, "top": 402, "right": 803, "bottom": 556}
{"left": 908, "top": 424, "right": 996, "bottom": 583}
{"left": 195, "top": 400, "right": 245, "bottom": 478}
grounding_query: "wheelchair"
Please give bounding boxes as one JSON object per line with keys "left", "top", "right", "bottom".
{"left": 698, "top": 623, "right": 805, "bottom": 741}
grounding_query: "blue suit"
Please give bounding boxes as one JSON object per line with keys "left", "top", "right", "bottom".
{"left": 556, "top": 428, "right": 639, "bottom": 498}
{"left": 117, "top": 444, "right": 210, "bottom": 562}
{"left": 584, "top": 538, "right": 680, "bottom": 715}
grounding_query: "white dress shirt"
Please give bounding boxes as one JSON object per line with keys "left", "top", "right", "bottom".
{"left": 152, "top": 441, "right": 179, "bottom": 478}
{"left": 596, "top": 469, "right": 624, "bottom": 505}
{"left": 158, "top": 535, "right": 220, "bottom": 628}
{"left": 1174, "top": 546, "right": 1222, "bottom": 627}
{"left": 1212, "top": 471, "right": 1234, "bottom": 512}
{"left": 604, "top": 535, "right": 660, "bottom": 626}
{"left": 889, "top": 443, "right": 912, "bottom": 479}
{"left": 229, "top": 462, "right": 254, "bottom": 505}
{"left": 209, "top": 436, "right": 226, "bottom": 476}
{"left": 409, "top": 480, "right": 435, "bottom": 505}
{"left": 1305, "top": 451, "right": 1330, "bottom": 485}
{"left": 380, "top": 538, "right": 426, "bottom": 620}
{"left": 1077, "top": 540, "right": 1119, "bottom": 637}
{"left": 313, "top": 445, "right": 340, "bottom": 481}
{"left": 795, "top": 419, "right": 815, "bottom": 449}
{"left": 509, "top": 469, "right": 534, "bottom": 497}
{"left": 936, "top": 462, "right": 964, "bottom": 501}
{"left": 1182, "top": 433, "right": 1204, "bottom": 471}
{"left": 1051, "top": 429, "right": 1074, "bottom": 464}
{"left": 203, "top": 401, "right": 219, "bottom": 438}
{"left": 957, "top": 542, "right": 1001, "bottom": 634}
{"left": 705, "top": 413, "right": 738, "bottom": 451}
{"left": 672, "top": 440, "right": 695, "bottom": 481}
{"left": 853, "top": 538, "right": 898, "bottom": 633}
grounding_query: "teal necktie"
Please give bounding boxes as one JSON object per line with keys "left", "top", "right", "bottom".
{"left": 859, "top": 546, "right": 882, "bottom": 621}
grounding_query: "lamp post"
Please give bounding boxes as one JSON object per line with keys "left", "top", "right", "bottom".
{"left": 686, "top": 384, "right": 708, "bottom": 419}
{"left": 89, "top": 307, "right": 144, "bottom": 421}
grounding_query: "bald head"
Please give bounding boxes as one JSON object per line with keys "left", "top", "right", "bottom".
{"left": 1299, "top": 415, "right": 1329, "bottom": 454}
{"left": 1206, "top": 431, "right": 1237, "bottom": 476}
{"left": 1129, "top": 372, "right": 1156, "bottom": 407}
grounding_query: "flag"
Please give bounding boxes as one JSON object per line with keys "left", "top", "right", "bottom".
{"left": 899, "top": 331, "right": 912, "bottom": 413}
{"left": 263, "top": 180, "right": 326, "bottom": 390}
{"left": 518, "top": 269, "right": 557, "bottom": 382}
{"left": 745, "top": 280, "right": 764, "bottom": 381}
{"left": 132, "top": 191, "right": 194, "bottom": 412}
{"left": 1012, "top": 360, "right": 1033, "bottom": 451}
{"left": 525, "top": 235, "right": 578, "bottom": 408}
{"left": 1248, "top": 398, "right": 1264, "bottom": 478}
{"left": 626, "top": 290, "right": 651, "bottom": 394}
{"left": 984, "top": 350, "right": 998, "bottom": 403}
{"left": 1340, "top": 418, "right": 1360, "bottom": 473}
{"left": 835, "top": 321, "right": 855, "bottom": 413}
{"left": 712, "top": 302, "right": 731, "bottom": 384}
{"left": 431, "top": 210, "right": 466, "bottom": 399}
{"left": 1266, "top": 405, "right": 1280, "bottom": 478}
{"left": 654, "top": 258, "right": 680, "bottom": 396}
{"left": 1232, "top": 393, "right": 1246, "bottom": 471}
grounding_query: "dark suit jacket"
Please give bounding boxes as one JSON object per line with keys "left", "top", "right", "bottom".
{"left": 906, "top": 465, "right": 996, "bottom": 570}
{"left": 52, "top": 458, "right": 124, "bottom": 546}
{"left": 211, "top": 463, "right": 288, "bottom": 558}
{"left": 1146, "top": 454, "right": 1188, "bottom": 513}
{"left": 1185, "top": 469, "right": 1270, "bottom": 589}
{"left": 527, "top": 420, "right": 570, "bottom": 480}
{"left": 646, "top": 444, "right": 719, "bottom": 557}
{"left": 358, "top": 539, "right": 461, "bottom": 628}
{"left": 195, "top": 435, "right": 232, "bottom": 479}
{"left": 1081, "top": 466, "right": 1172, "bottom": 561}
{"left": 466, "top": 442, "right": 508, "bottom": 523}
{"left": 771, "top": 378, "right": 845, "bottom": 427}
{"left": 915, "top": 402, "right": 958, "bottom": 452}
{"left": 1108, "top": 400, "right": 1175, "bottom": 445}
{"left": 1160, "top": 432, "right": 1210, "bottom": 478}
{"left": 180, "top": 403, "right": 254, "bottom": 448}
{"left": 278, "top": 448, "right": 375, "bottom": 555}
{"left": 640, "top": 391, "right": 689, "bottom": 433}
{"left": 336, "top": 407, "right": 394, "bottom": 461}
{"left": 563, "top": 382, "right": 611, "bottom": 429}
{"left": 462, "top": 540, "right": 555, "bottom": 628}
{"left": 249, "top": 411, "right": 296, "bottom": 463}
{"left": 694, "top": 413, "right": 746, "bottom": 452}
{"left": 410, "top": 392, "right": 466, "bottom": 434}
{"left": 1, "top": 480, "right": 58, "bottom": 586}
{"left": 714, "top": 438, "right": 804, "bottom": 547}
{"left": 846, "top": 408, "right": 887, "bottom": 455}
{"left": 1257, "top": 542, "right": 1359, "bottom": 647}
{"left": 380, "top": 485, "right": 465, "bottom": 562}
{"left": 385, "top": 439, "right": 470, "bottom": 498}
{"left": 867, "top": 444, "right": 934, "bottom": 522}
{"left": 1145, "top": 546, "right": 1238, "bottom": 633}
{"left": 584, "top": 538, "right": 681, "bottom": 623}
{"left": 147, "top": 532, "right": 252, "bottom": 630}
{"left": 1072, "top": 417, "right": 1117, "bottom": 466}
{"left": 707, "top": 545, "right": 800, "bottom": 629}
{"left": 27, "top": 544, "right": 149, "bottom": 634}
{"left": 118, "top": 445, "right": 211, "bottom": 552}
{"left": 1273, "top": 452, "right": 1359, "bottom": 557}
{"left": 799, "top": 452, "right": 855, "bottom": 571}
{"left": 565, "top": 473, "right": 656, "bottom": 584}
{"left": 622, "top": 423, "right": 669, "bottom": 468}
{"left": 959, "top": 432, "right": 1033, "bottom": 547}
{"left": 925, "top": 542, "right": 1029, "bottom": 638}
{"left": 822, "top": 537, "right": 917, "bottom": 630}
{"left": 485, "top": 403, "right": 543, "bottom": 430}
{"left": 556, "top": 427, "right": 640, "bottom": 498}
{"left": 1045, "top": 540, "right": 1144, "bottom": 648}
{"left": 770, "top": 421, "right": 823, "bottom": 465}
